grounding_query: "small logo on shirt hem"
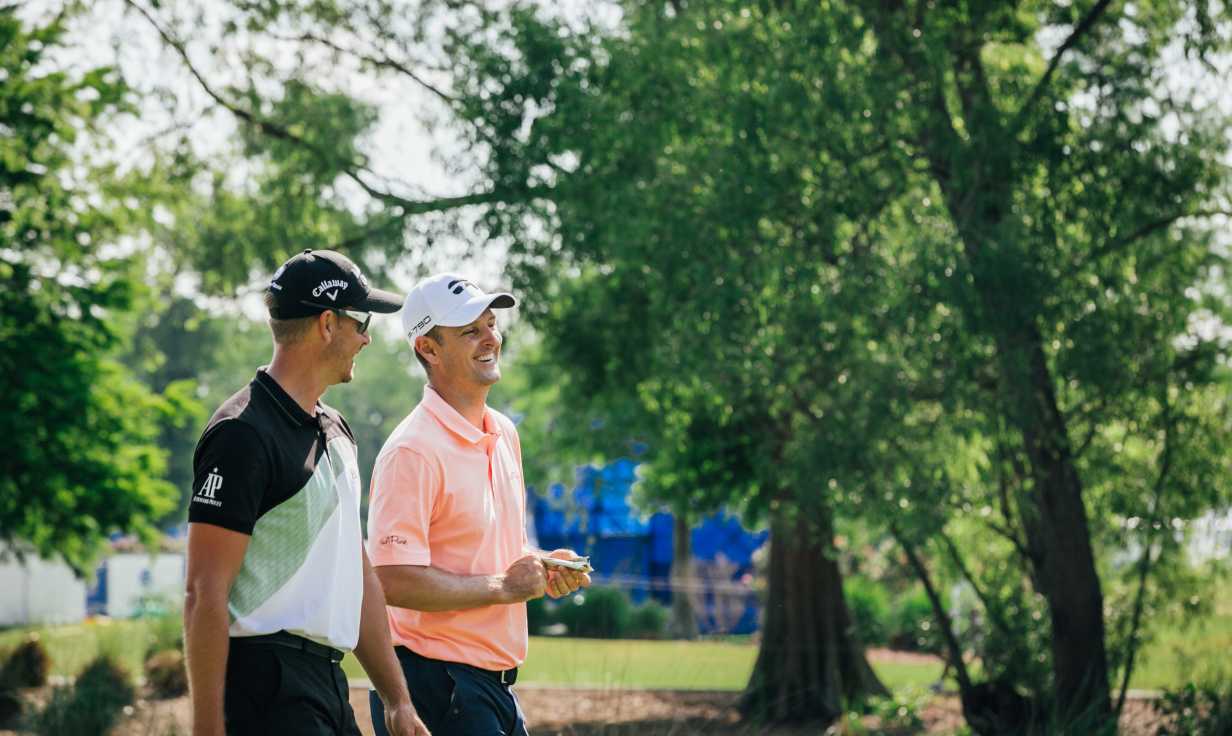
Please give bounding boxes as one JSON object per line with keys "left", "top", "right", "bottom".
{"left": 380, "top": 535, "right": 408, "bottom": 546}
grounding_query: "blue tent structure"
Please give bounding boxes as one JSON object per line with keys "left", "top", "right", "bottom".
{"left": 529, "top": 458, "right": 768, "bottom": 634}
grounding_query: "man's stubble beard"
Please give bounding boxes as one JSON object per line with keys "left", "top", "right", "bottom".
{"left": 327, "top": 341, "right": 358, "bottom": 385}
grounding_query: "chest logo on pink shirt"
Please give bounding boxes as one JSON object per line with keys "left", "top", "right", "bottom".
{"left": 380, "top": 535, "right": 408, "bottom": 546}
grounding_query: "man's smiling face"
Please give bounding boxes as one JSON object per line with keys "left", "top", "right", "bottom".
{"left": 434, "top": 308, "right": 503, "bottom": 387}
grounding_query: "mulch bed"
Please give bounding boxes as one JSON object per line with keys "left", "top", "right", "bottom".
{"left": 0, "top": 682, "right": 1167, "bottom": 735}
{"left": 515, "top": 688, "right": 1164, "bottom": 736}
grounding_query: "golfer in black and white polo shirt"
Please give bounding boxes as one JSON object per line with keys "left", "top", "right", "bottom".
{"left": 186, "top": 250, "right": 430, "bottom": 736}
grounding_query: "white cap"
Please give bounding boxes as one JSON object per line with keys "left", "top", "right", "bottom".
{"left": 401, "top": 273, "right": 517, "bottom": 341}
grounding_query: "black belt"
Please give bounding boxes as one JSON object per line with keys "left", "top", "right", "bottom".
{"left": 233, "top": 631, "right": 345, "bottom": 663}
{"left": 474, "top": 664, "right": 518, "bottom": 686}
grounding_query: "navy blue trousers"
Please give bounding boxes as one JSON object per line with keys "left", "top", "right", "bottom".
{"left": 370, "top": 647, "right": 529, "bottom": 736}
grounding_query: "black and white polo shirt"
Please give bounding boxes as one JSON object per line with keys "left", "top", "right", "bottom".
{"left": 190, "top": 369, "right": 364, "bottom": 651}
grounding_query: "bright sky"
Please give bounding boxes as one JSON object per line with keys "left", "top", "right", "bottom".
{"left": 34, "top": 0, "right": 506, "bottom": 325}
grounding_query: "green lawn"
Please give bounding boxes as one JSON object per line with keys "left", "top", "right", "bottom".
{"left": 0, "top": 617, "right": 175, "bottom": 681}
{"left": 1128, "top": 591, "right": 1232, "bottom": 691}
{"left": 4, "top": 612, "right": 1228, "bottom": 694}
{"left": 348, "top": 637, "right": 943, "bottom": 691}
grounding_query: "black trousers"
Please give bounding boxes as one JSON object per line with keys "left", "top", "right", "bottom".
{"left": 370, "top": 646, "right": 529, "bottom": 736}
{"left": 225, "top": 634, "right": 360, "bottom": 736}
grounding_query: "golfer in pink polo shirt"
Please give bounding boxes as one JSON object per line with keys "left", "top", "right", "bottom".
{"left": 367, "top": 273, "right": 590, "bottom": 736}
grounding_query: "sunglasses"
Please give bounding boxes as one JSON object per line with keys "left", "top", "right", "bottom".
{"left": 297, "top": 300, "right": 373, "bottom": 334}
{"left": 333, "top": 308, "right": 372, "bottom": 335}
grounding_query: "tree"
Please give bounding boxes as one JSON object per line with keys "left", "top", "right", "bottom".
{"left": 82, "top": 0, "right": 1232, "bottom": 729}
{"left": 856, "top": 2, "right": 1232, "bottom": 727}
{"left": 434, "top": 1, "right": 1232, "bottom": 730}
{"left": 439, "top": 4, "right": 916, "bottom": 720}
{"left": 0, "top": 6, "right": 184, "bottom": 573}
{"left": 120, "top": 295, "right": 227, "bottom": 520}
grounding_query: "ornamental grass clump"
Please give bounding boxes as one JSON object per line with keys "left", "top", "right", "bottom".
{"left": 0, "top": 635, "right": 50, "bottom": 689}
{"left": 145, "top": 649, "right": 188, "bottom": 698}
{"left": 27, "top": 654, "right": 135, "bottom": 736}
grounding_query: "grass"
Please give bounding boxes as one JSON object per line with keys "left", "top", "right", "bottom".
{"left": 4, "top": 603, "right": 1229, "bottom": 694}
{"left": 1128, "top": 591, "right": 1232, "bottom": 691}
{"left": 0, "top": 618, "right": 159, "bottom": 680}
{"left": 340, "top": 637, "right": 944, "bottom": 691}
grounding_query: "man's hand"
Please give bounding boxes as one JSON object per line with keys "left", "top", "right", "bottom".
{"left": 385, "top": 701, "right": 431, "bottom": 736}
{"left": 501, "top": 555, "right": 549, "bottom": 602}
{"left": 544, "top": 549, "right": 591, "bottom": 599}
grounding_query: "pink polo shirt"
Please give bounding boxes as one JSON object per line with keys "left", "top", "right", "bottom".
{"left": 367, "top": 386, "right": 529, "bottom": 670}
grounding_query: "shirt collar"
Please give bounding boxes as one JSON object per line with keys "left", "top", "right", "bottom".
{"left": 421, "top": 385, "right": 499, "bottom": 445}
{"left": 254, "top": 368, "right": 320, "bottom": 427}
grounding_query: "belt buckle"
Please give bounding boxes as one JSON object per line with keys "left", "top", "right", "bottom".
{"left": 500, "top": 669, "right": 509, "bottom": 685}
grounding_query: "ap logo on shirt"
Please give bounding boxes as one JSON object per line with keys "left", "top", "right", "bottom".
{"left": 194, "top": 468, "right": 224, "bottom": 508}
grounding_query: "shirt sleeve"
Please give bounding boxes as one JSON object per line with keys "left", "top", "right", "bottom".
{"left": 188, "top": 420, "right": 271, "bottom": 534}
{"left": 367, "top": 447, "right": 438, "bottom": 567}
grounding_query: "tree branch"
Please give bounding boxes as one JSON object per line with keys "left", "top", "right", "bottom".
{"left": 993, "top": 437, "right": 1047, "bottom": 599}
{"left": 1087, "top": 209, "right": 1232, "bottom": 264}
{"left": 892, "top": 525, "right": 974, "bottom": 694}
{"left": 979, "top": 516, "right": 1025, "bottom": 557}
{"left": 866, "top": 2, "right": 961, "bottom": 190}
{"left": 1071, "top": 395, "right": 1109, "bottom": 459}
{"left": 279, "top": 31, "right": 572, "bottom": 182}
{"left": 938, "top": 530, "right": 1016, "bottom": 641}
{"left": 274, "top": 31, "right": 457, "bottom": 106}
{"left": 124, "top": 1, "right": 549, "bottom": 221}
{"left": 1011, "top": 0, "right": 1115, "bottom": 135}
{"left": 1114, "top": 393, "right": 1174, "bottom": 717}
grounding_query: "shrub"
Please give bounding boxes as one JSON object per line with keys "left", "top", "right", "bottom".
{"left": 887, "top": 587, "right": 943, "bottom": 654}
{"left": 844, "top": 576, "right": 890, "bottom": 647}
{"left": 0, "top": 635, "right": 50, "bottom": 689}
{"left": 526, "top": 596, "right": 558, "bottom": 635}
{"left": 145, "top": 649, "right": 188, "bottom": 698}
{"left": 27, "top": 655, "right": 135, "bottom": 736}
{"left": 0, "top": 690, "right": 22, "bottom": 728}
{"left": 1155, "top": 680, "right": 1232, "bottom": 736}
{"left": 628, "top": 600, "right": 668, "bottom": 639}
{"left": 865, "top": 691, "right": 926, "bottom": 732}
{"left": 557, "top": 586, "right": 632, "bottom": 638}
{"left": 131, "top": 592, "right": 178, "bottom": 620}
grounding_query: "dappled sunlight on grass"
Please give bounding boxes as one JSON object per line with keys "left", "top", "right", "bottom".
{"left": 344, "top": 637, "right": 945, "bottom": 692}
{"left": 1131, "top": 598, "right": 1232, "bottom": 691}
{"left": 0, "top": 618, "right": 155, "bottom": 678}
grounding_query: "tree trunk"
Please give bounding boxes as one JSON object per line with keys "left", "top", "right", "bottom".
{"left": 738, "top": 506, "right": 887, "bottom": 724}
{"left": 667, "top": 514, "right": 700, "bottom": 640}
{"left": 995, "top": 326, "right": 1111, "bottom": 726}
{"left": 937, "top": 150, "right": 1112, "bottom": 729}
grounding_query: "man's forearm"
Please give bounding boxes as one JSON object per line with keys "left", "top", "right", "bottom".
{"left": 354, "top": 556, "right": 412, "bottom": 708}
{"left": 375, "top": 564, "right": 510, "bottom": 612}
{"left": 184, "top": 584, "right": 231, "bottom": 736}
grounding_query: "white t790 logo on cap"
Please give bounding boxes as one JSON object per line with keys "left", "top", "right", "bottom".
{"left": 409, "top": 315, "right": 432, "bottom": 334}
{"left": 313, "top": 279, "right": 349, "bottom": 301}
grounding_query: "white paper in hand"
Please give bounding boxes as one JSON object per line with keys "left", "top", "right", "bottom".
{"left": 541, "top": 556, "right": 593, "bottom": 573}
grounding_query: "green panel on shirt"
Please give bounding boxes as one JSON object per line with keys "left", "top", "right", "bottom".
{"left": 229, "top": 443, "right": 342, "bottom": 618}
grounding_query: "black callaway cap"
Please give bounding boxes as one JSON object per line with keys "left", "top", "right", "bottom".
{"left": 267, "top": 249, "right": 403, "bottom": 319}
